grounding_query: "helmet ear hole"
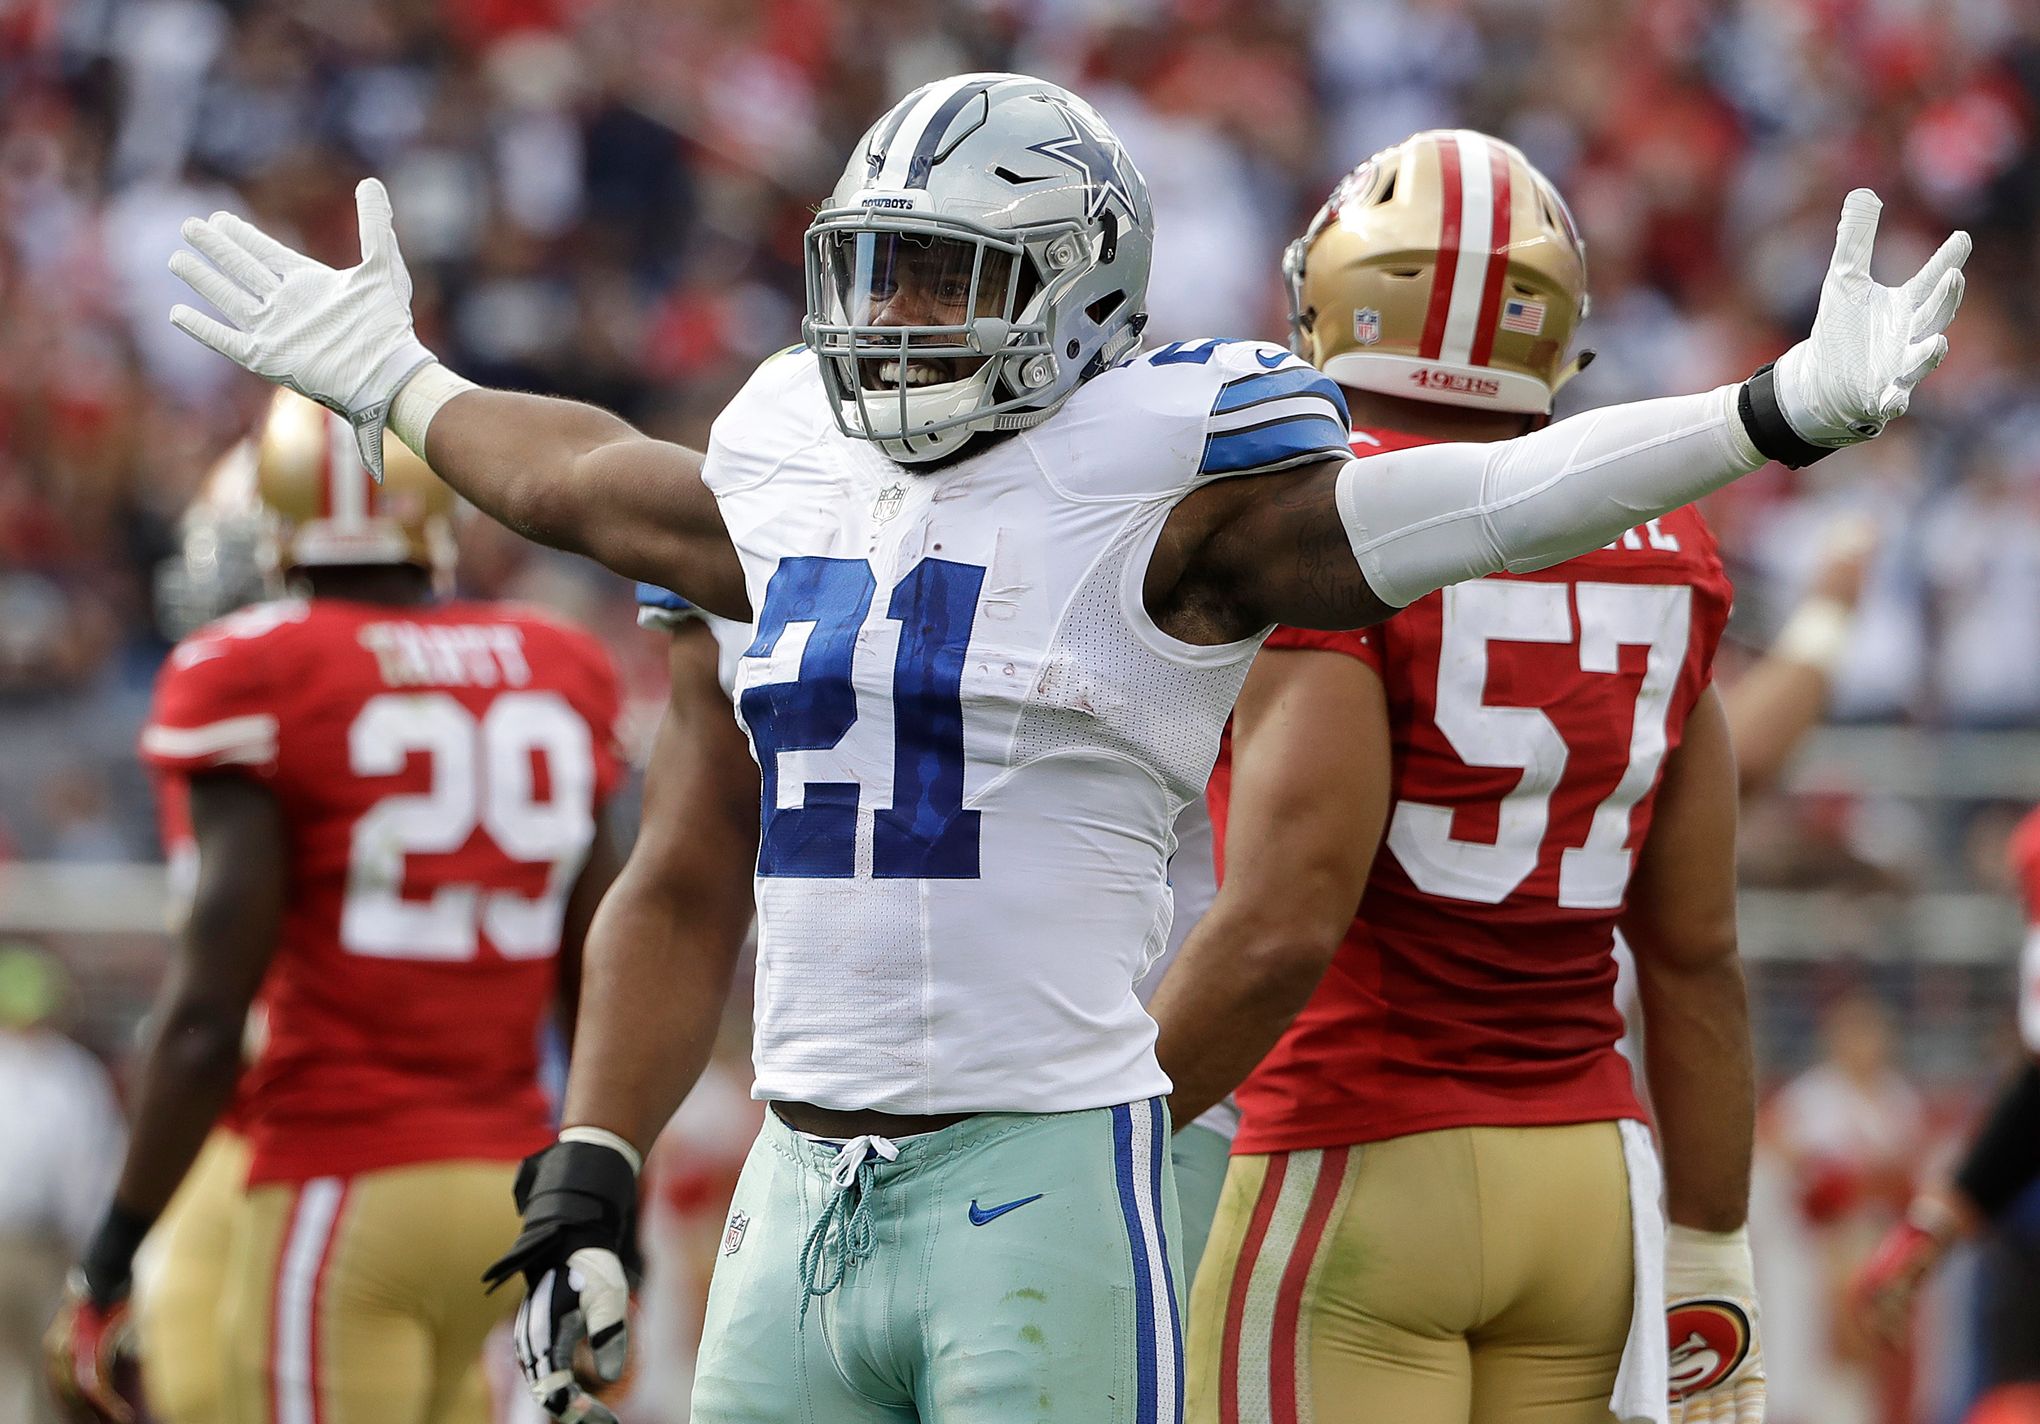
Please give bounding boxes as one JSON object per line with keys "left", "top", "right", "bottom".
{"left": 1085, "top": 289, "right": 1126, "bottom": 325}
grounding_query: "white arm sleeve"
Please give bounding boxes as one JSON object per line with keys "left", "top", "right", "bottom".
{"left": 1336, "top": 384, "right": 1763, "bottom": 608}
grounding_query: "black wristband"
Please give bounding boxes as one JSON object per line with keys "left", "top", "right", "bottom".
{"left": 1738, "top": 363, "right": 1838, "bottom": 470}
{"left": 1955, "top": 1061, "right": 2040, "bottom": 1222}
{"left": 81, "top": 1201, "right": 155, "bottom": 1305}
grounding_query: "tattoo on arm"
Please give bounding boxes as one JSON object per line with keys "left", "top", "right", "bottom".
{"left": 1160, "top": 459, "right": 1392, "bottom": 642}
{"left": 1245, "top": 464, "right": 1393, "bottom": 632}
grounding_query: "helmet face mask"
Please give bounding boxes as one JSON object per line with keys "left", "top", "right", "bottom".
{"left": 1286, "top": 130, "right": 1590, "bottom": 417}
{"left": 807, "top": 213, "right": 1060, "bottom": 459}
{"left": 803, "top": 75, "right": 1153, "bottom": 465}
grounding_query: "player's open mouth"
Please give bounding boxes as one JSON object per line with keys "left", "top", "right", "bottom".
{"left": 869, "top": 358, "right": 956, "bottom": 390}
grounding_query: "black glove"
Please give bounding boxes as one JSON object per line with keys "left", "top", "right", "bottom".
{"left": 484, "top": 1138, "right": 641, "bottom": 1424}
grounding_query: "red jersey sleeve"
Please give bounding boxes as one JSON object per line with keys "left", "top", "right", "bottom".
{"left": 140, "top": 606, "right": 305, "bottom": 776}
{"left": 1262, "top": 623, "right": 1386, "bottom": 675}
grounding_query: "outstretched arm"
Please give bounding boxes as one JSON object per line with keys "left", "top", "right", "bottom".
{"left": 167, "top": 180, "right": 748, "bottom": 617}
{"left": 1164, "top": 191, "right": 1966, "bottom": 642}
{"left": 405, "top": 385, "right": 746, "bottom": 616}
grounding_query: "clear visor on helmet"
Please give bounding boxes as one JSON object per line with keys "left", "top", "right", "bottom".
{"left": 813, "top": 230, "right": 1022, "bottom": 392}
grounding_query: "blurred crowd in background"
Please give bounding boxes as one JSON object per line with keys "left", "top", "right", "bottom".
{"left": 5, "top": 0, "right": 2040, "bottom": 1420}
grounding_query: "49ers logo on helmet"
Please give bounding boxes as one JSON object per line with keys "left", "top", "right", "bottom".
{"left": 1409, "top": 368, "right": 1501, "bottom": 399}
{"left": 1666, "top": 1297, "right": 1753, "bottom": 1397}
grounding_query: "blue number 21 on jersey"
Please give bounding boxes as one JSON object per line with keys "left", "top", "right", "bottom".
{"left": 742, "top": 556, "right": 984, "bottom": 880}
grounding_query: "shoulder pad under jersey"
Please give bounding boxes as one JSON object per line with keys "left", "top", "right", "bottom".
{"left": 1027, "top": 338, "right": 1352, "bottom": 501}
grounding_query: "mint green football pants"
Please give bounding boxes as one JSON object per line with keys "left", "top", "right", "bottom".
{"left": 1168, "top": 1121, "right": 1232, "bottom": 1286}
{"left": 689, "top": 1099, "right": 1185, "bottom": 1423}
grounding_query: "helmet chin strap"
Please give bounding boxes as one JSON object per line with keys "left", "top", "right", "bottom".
{"left": 1550, "top": 348, "right": 1598, "bottom": 399}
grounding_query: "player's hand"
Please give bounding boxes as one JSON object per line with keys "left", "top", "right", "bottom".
{"left": 1851, "top": 1218, "right": 1942, "bottom": 1345}
{"left": 1666, "top": 1225, "right": 1766, "bottom": 1424}
{"left": 1773, "top": 190, "right": 1968, "bottom": 449}
{"left": 168, "top": 178, "right": 435, "bottom": 482}
{"left": 1851, "top": 1193, "right": 1970, "bottom": 1345}
{"left": 43, "top": 1274, "right": 135, "bottom": 1424}
{"left": 483, "top": 1135, "right": 642, "bottom": 1424}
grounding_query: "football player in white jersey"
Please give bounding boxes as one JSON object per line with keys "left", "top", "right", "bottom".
{"left": 164, "top": 72, "right": 1965, "bottom": 1424}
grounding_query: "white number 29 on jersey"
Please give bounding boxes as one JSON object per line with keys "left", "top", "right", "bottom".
{"left": 1386, "top": 580, "right": 1691, "bottom": 910}
{"left": 341, "top": 690, "right": 596, "bottom": 960}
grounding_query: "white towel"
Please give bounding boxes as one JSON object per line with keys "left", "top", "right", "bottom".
{"left": 1610, "top": 1117, "right": 1669, "bottom": 1424}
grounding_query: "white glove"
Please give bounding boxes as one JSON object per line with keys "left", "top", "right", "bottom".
{"left": 1773, "top": 189, "right": 1968, "bottom": 448}
{"left": 512, "top": 1247, "right": 632, "bottom": 1424}
{"left": 167, "top": 178, "right": 435, "bottom": 481}
{"left": 1665, "top": 1224, "right": 1765, "bottom": 1424}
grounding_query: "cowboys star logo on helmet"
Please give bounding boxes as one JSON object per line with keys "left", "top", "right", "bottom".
{"left": 1024, "top": 96, "right": 1141, "bottom": 222}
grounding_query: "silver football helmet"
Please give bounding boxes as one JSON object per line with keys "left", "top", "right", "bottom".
{"left": 804, "top": 73, "right": 1155, "bottom": 464}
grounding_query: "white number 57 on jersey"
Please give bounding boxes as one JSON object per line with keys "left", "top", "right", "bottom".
{"left": 1389, "top": 580, "right": 1691, "bottom": 910}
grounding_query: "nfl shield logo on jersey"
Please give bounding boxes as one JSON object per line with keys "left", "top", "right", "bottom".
{"left": 1353, "top": 307, "right": 1383, "bottom": 346}
{"left": 722, "top": 1209, "right": 750, "bottom": 1256}
{"left": 873, "top": 483, "right": 906, "bottom": 523}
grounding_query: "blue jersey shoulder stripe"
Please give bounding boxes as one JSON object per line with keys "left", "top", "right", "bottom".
{"left": 1210, "top": 363, "right": 1350, "bottom": 423}
{"left": 636, "top": 582, "right": 691, "bottom": 612}
{"left": 1199, "top": 411, "right": 1351, "bottom": 476}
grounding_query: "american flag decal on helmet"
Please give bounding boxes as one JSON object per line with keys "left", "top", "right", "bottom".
{"left": 1501, "top": 297, "right": 1547, "bottom": 335}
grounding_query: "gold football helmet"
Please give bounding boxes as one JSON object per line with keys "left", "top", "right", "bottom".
{"left": 254, "top": 389, "right": 454, "bottom": 576}
{"left": 1284, "top": 129, "right": 1590, "bottom": 415}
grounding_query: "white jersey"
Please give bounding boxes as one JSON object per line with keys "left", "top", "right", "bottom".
{"left": 701, "top": 339, "right": 1352, "bottom": 1113}
{"left": 1134, "top": 797, "right": 1240, "bottom": 1140}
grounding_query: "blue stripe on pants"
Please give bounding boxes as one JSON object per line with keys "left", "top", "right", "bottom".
{"left": 1146, "top": 1097, "right": 1184, "bottom": 1411}
{"left": 1114, "top": 1100, "right": 1183, "bottom": 1424}
{"left": 1111, "top": 1104, "right": 1157, "bottom": 1423}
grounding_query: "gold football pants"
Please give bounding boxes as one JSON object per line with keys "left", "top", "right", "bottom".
{"left": 136, "top": 1128, "right": 249, "bottom": 1424}
{"left": 1188, "top": 1122, "right": 1635, "bottom": 1424}
{"left": 221, "top": 1160, "right": 521, "bottom": 1424}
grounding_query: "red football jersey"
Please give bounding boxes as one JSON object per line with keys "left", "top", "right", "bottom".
{"left": 1218, "top": 427, "right": 1733, "bottom": 1154}
{"left": 140, "top": 597, "right": 624, "bottom": 1184}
